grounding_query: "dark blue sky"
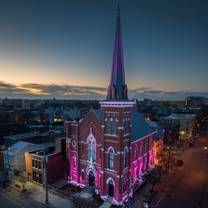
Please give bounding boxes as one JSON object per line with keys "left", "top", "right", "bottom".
{"left": 0, "top": 0, "right": 208, "bottom": 100}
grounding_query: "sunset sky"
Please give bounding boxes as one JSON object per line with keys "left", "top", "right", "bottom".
{"left": 0, "top": 0, "right": 208, "bottom": 100}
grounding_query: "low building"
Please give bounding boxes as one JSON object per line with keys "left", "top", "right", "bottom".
{"left": 161, "top": 113, "right": 196, "bottom": 143}
{"left": 185, "top": 96, "right": 208, "bottom": 107}
{"left": 3, "top": 141, "right": 42, "bottom": 178}
{"left": 25, "top": 144, "right": 65, "bottom": 185}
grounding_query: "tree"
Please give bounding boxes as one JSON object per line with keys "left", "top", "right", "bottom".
{"left": 157, "top": 147, "right": 176, "bottom": 172}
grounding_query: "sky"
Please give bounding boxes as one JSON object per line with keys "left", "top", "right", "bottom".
{"left": 0, "top": 0, "right": 208, "bottom": 100}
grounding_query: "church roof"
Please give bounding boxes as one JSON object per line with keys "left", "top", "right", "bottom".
{"left": 93, "top": 109, "right": 102, "bottom": 121}
{"left": 131, "top": 109, "right": 156, "bottom": 142}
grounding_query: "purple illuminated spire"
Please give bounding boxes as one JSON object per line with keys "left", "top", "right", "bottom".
{"left": 107, "top": 4, "right": 128, "bottom": 100}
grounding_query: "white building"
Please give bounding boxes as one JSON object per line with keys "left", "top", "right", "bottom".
{"left": 3, "top": 141, "right": 41, "bottom": 174}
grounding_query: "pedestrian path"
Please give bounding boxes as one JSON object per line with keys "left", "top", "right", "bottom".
{"left": 99, "top": 201, "right": 111, "bottom": 208}
{"left": 25, "top": 181, "right": 75, "bottom": 208}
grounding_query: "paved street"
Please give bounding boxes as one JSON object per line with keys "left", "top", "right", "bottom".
{"left": 0, "top": 194, "right": 24, "bottom": 208}
{"left": 0, "top": 186, "right": 45, "bottom": 208}
{"left": 154, "top": 134, "right": 208, "bottom": 208}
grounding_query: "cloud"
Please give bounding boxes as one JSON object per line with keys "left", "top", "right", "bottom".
{"left": 129, "top": 87, "right": 152, "bottom": 93}
{"left": 20, "top": 83, "right": 106, "bottom": 96}
{"left": 0, "top": 81, "right": 208, "bottom": 100}
{"left": 0, "top": 81, "right": 30, "bottom": 95}
{"left": 130, "top": 89, "right": 208, "bottom": 100}
{"left": 0, "top": 81, "right": 107, "bottom": 99}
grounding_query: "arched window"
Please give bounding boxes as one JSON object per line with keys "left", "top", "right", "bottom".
{"left": 73, "top": 156, "right": 76, "bottom": 168}
{"left": 88, "top": 141, "right": 91, "bottom": 161}
{"left": 124, "top": 147, "right": 128, "bottom": 168}
{"left": 87, "top": 136, "right": 96, "bottom": 162}
{"left": 92, "top": 141, "right": 96, "bottom": 162}
{"left": 108, "top": 148, "right": 114, "bottom": 170}
{"left": 105, "top": 116, "right": 111, "bottom": 134}
{"left": 123, "top": 117, "right": 129, "bottom": 134}
{"left": 105, "top": 116, "right": 117, "bottom": 135}
{"left": 81, "top": 170, "right": 85, "bottom": 181}
{"left": 112, "top": 117, "right": 117, "bottom": 135}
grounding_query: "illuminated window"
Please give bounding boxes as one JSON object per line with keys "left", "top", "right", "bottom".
{"left": 73, "top": 156, "right": 76, "bottom": 168}
{"left": 32, "top": 159, "right": 41, "bottom": 169}
{"left": 88, "top": 136, "right": 96, "bottom": 162}
{"left": 124, "top": 147, "right": 128, "bottom": 168}
{"left": 108, "top": 148, "right": 114, "bottom": 170}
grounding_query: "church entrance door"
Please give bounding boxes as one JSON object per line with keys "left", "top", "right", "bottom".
{"left": 108, "top": 180, "right": 114, "bottom": 197}
{"left": 88, "top": 171, "right": 95, "bottom": 186}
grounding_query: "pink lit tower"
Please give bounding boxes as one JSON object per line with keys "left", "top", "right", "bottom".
{"left": 65, "top": 4, "right": 157, "bottom": 206}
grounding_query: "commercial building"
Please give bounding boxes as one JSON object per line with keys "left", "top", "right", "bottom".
{"left": 25, "top": 144, "right": 65, "bottom": 185}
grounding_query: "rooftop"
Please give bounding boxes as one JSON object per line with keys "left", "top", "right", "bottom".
{"left": 3, "top": 131, "right": 40, "bottom": 141}
{"left": 131, "top": 109, "right": 156, "bottom": 142}
{"left": 164, "top": 113, "right": 196, "bottom": 120}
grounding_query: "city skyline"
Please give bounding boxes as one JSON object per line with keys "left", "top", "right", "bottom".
{"left": 0, "top": 0, "right": 208, "bottom": 100}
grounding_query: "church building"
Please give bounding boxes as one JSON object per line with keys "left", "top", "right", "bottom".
{"left": 65, "top": 6, "right": 157, "bottom": 205}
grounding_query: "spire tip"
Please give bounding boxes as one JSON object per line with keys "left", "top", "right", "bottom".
{"left": 117, "top": 3, "right": 120, "bottom": 17}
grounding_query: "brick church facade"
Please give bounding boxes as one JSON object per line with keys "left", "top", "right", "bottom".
{"left": 65, "top": 6, "right": 157, "bottom": 205}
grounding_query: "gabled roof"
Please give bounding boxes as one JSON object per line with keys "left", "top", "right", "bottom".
{"left": 8, "top": 141, "right": 29, "bottom": 153}
{"left": 92, "top": 109, "right": 102, "bottom": 121}
{"left": 7, "top": 141, "right": 41, "bottom": 155}
{"left": 131, "top": 109, "right": 156, "bottom": 142}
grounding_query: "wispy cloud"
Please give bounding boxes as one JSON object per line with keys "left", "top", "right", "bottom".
{"left": 130, "top": 89, "right": 208, "bottom": 100}
{"left": 0, "top": 81, "right": 207, "bottom": 100}
{"left": 0, "top": 81, "right": 106, "bottom": 99}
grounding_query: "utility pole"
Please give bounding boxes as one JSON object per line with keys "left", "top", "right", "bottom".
{"left": 5, "top": 145, "right": 10, "bottom": 182}
{"left": 44, "top": 149, "right": 49, "bottom": 205}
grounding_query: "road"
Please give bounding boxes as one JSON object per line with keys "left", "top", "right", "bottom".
{"left": 154, "top": 134, "right": 208, "bottom": 208}
{"left": 0, "top": 186, "right": 45, "bottom": 208}
{"left": 0, "top": 194, "right": 24, "bottom": 208}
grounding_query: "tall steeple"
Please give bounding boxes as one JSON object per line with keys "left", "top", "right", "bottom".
{"left": 107, "top": 4, "right": 128, "bottom": 100}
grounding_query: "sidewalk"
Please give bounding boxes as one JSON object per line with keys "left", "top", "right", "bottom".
{"left": 25, "top": 181, "right": 75, "bottom": 208}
